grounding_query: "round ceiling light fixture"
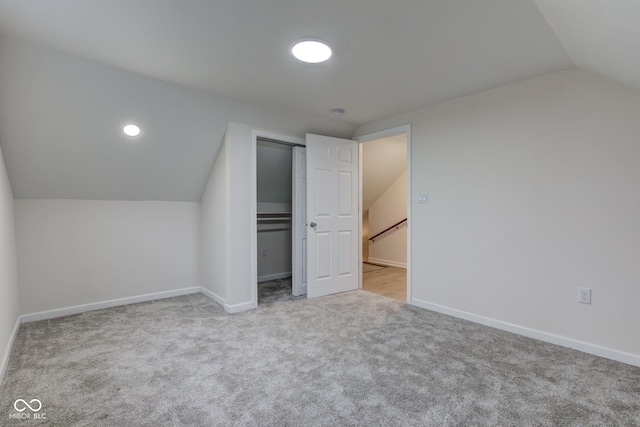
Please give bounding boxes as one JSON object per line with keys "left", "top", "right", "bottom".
{"left": 123, "top": 123, "right": 141, "bottom": 137}
{"left": 291, "top": 38, "right": 332, "bottom": 63}
{"left": 331, "top": 108, "right": 345, "bottom": 117}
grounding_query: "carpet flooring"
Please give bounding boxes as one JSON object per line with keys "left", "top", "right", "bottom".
{"left": 257, "top": 277, "right": 302, "bottom": 304}
{"left": 1, "top": 290, "right": 639, "bottom": 426}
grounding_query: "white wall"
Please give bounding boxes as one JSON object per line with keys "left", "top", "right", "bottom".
{"left": 200, "top": 143, "right": 228, "bottom": 302}
{"left": 257, "top": 203, "right": 292, "bottom": 282}
{"left": 0, "top": 144, "right": 19, "bottom": 379}
{"left": 257, "top": 142, "right": 292, "bottom": 204}
{"left": 257, "top": 228, "right": 292, "bottom": 282}
{"left": 1, "top": 36, "right": 357, "bottom": 318}
{"left": 199, "top": 123, "right": 256, "bottom": 311}
{"left": 16, "top": 200, "right": 199, "bottom": 315}
{"left": 354, "top": 69, "right": 640, "bottom": 361}
{"left": 368, "top": 169, "right": 408, "bottom": 268}
{"left": 222, "top": 123, "right": 256, "bottom": 308}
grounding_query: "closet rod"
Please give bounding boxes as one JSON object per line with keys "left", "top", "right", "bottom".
{"left": 257, "top": 137, "right": 305, "bottom": 148}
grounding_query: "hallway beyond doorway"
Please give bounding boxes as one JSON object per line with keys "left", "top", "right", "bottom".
{"left": 362, "top": 264, "right": 406, "bottom": 302}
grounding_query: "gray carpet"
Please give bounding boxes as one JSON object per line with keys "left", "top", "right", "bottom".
{"left": 1, "top": 290, "right": 639, "bottom": 426}
{"left": 258, "top": 277, "right": 303, "bottom": 304}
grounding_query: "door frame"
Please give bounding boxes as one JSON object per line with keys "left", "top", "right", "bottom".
{"left": 291, "top": 146, "right": 307, "bottom": 296}
{"left": 251, "top": 129, "right": 305, "bottom": 307}
{"left": 355, "top": 124, "right": 412, "bottom": 303}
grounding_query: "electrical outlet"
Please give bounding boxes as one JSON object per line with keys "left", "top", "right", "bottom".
{"left": 261, "top": 248, "right": 267, "bottom": 258}
{"left": 418, "top": 192, "right": 429, "bottom": 204}
{"left": 578, "top": 287, "right": 591, "bottom": 304}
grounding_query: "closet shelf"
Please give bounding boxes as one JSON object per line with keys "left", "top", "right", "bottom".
{"left": 257, "top": 217, "right": 291, "bottom": 222}
{"left": 257, "top": 211, "right": 292, "bottom": 223}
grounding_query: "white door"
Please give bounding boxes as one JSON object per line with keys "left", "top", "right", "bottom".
{"left": 291, "top": 146, "right": 307, "bottom": 296}
{"left": 306, "top": 134, "right": 359, "bottom": 298}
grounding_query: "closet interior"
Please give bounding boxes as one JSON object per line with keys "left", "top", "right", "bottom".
{"left": 256, "top": 139, "right": 294, "bottom": 300}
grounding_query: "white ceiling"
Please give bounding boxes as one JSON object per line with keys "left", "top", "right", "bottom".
{"left": 533, "top": 0, "right": 640, "bottom": 91}
{"left": 0, "top": 0, "right": 573, "bottom": 125}
{"left": 0, "top": 36, "right": 355, "bottom": 201}
{"left": 362, "top": 135, "right": 407, "bottom": 213}
{"left": 1, "top": 0, "right": 639, "bottom": 201}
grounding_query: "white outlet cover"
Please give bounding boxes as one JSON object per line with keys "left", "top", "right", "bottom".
{"left": 578, "top": 287, "right": 591, "bottom": 304}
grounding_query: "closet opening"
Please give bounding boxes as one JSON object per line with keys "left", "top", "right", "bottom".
{"left": 256, "top": 137, "right": 305, "bottom": 304}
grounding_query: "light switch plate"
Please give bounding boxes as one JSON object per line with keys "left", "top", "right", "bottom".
{"left": 578, "top": 287, "right": 591, "bottom": 304}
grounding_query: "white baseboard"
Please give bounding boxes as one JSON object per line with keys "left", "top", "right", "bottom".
{"left": 367, "top": 258, "right": 407, "bottom": 269}
{"left": 21, "top": 287, "right": 202, "bottom": 323}
{"left": 20, "top": 285, "right": 258, "bottom": 325}
{"left": 189, "top": 287, "right": 256, "bottom": 314}
{"left": 0, "top": 317, "right": 21, "bottom": 384}
{"left": 412, "top": 298, "right": 640, "bottom": 368}
{"left": 258, "top": 272, "right": 292, "bottom": 282}
{"left": 224, "top": 300, "right": 256, "bottom": 314}
{"left": 199, "top": 287, "right": 225, "bottom": 307}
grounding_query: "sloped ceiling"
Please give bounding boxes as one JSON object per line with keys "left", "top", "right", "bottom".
{"left": 0, "top": 0, "right": 573, "bottom": 125}
{"left": 0, "top": 0, "right": 576, "bottom": 201}
{"left": 362, "top": 135, "right": 407, "bottom": 213}
{"left": 0, "top": 37, "right": 356, "bottom": 201}
{"left": 534, "top": 0, "right": 640, "bottom": 92}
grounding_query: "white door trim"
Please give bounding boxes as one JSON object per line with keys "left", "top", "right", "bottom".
{"left": 251, "top": 129, "right": 305, "bottom": 307}
{"left": 291, "top": 146, "right": 307, "bottom": 296}
{"left": 356, "top": 124, "right": 412, "bottom": 303}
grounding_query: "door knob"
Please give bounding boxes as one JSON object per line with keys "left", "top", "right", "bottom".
{"left": 310, "top": 222, "right": 317, "bottom": 228}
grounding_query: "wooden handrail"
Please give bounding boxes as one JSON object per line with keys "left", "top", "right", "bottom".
{"left": 369, "top": 218, "right": 407, "bottom": 241}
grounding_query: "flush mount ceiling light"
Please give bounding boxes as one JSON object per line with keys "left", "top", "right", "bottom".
{"left": 291, "top": 39, "right": 332, "bottom": 63}
{"left": 331, "top": 108, "right": 345, "bottom": 117}
{"left": 123, "top": 123, "right": 141, "bottom": 137}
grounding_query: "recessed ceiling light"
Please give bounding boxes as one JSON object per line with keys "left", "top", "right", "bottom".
{"left": 292, "top": 39, "right": 332, "bottom": 63}
{"left": 123, "top": 124, "right": 141, "bottom": 137}
{"left": 332, "top": 108, "right": 345, "bottom": 117}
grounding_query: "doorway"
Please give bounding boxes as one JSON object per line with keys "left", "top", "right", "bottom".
{"left": 255, "top": 138, "right": 302, "bottom": 304}
{"left": 358, "top": 126, "right": 411, "bottom": 303}
{"left": 253, "top": 133, "right": 360, "bottom": 302}
{"left": 250, "top": 127, "right": 411, "bottom": 306}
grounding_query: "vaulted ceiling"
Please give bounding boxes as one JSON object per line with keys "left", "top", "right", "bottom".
{"left": 533, "top": 0, "right": 640, "bottom": 92}
{"left": 0, "top": 0, "right": 573, "bottom": 125}
{"left": 0, "top": 0, "right": 638, "bottom": 201}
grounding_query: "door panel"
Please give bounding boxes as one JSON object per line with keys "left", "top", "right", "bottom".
{"left": 315, "top": 232, "right": 331, "bottom": 279}
{"left": 337, "top": 231, "right": 353, "bottom": 276}
{"left": 338, "top": 171, "right": 353, "bottom": 216}
{"left": 306, "top": 134, "right": 359, "bottom": 298}
{"left": 315, "top": 169, "right": 331, "bottom": 217}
